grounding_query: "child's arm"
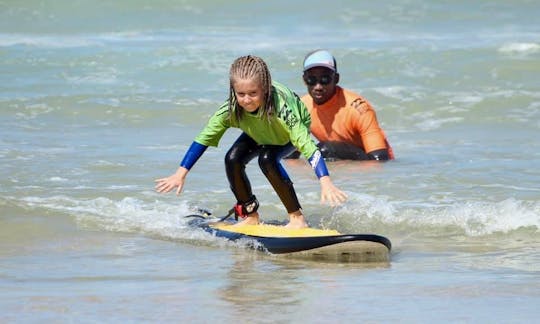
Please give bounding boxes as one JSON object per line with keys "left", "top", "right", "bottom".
{"left": 155, "top": 141, "right": 207, "bottom": 195}
{"left": 308, "top": 151, "right": 348, "bottom": 205}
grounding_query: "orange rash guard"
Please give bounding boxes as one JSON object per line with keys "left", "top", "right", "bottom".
{"left": 301, "top": 86, "right": 394, "bottom": 159}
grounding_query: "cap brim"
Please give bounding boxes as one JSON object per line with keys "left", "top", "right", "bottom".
{"left": 303, "top": 63, "right": 336, "bottom": 72}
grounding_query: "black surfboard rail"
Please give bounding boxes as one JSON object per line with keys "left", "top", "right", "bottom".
{"left": 196, "top": 221, "right": 391, "bottom": 254}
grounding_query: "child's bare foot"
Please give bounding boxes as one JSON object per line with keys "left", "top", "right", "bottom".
{"left": 233, "top": 212, "right": 260, "bottom": 226}
{"left": 284, "top": 211, "right": 308, "bottom": 229}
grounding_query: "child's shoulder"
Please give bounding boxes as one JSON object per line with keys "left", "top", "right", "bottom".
{"left": 272, "top": 81, "right": 297, "bottom": 99}
{"left": 272, "top": 80, "right": 289, "bottom": 92}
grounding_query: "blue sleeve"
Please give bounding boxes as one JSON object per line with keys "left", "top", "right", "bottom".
{"left": 180, "top": 141, "right": 208, "bottom": 170}
{"left": 308, "top": 150, "right": 329, "bottom": 178}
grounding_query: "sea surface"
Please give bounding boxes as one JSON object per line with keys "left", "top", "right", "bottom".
{"left": 1, "top": 0, "right": 539, "bottom": 323}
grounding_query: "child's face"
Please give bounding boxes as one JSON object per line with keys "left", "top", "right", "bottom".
{"left": 233, "top": 78, "right": 264, "bottom": 112}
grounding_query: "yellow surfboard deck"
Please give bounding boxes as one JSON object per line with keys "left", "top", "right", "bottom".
{"left": 210, "top": 223, "right": 340, "bottom": 238}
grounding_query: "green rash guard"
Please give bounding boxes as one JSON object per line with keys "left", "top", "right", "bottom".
{"left": 194, "top": 81, "right": 319, "bottom": 159}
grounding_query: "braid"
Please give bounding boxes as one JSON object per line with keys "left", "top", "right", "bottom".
{"left": 228, "top": 55, "right": 274, "bottom": 122}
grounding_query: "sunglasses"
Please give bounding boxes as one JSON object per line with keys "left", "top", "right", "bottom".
{"left": 304, "top": 74, "right": 333, "bottom": 86}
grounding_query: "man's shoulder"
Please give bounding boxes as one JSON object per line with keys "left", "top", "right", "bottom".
{"left": 300, "top": 93, "right": 313, "bottom": 109}
{"left": 339, "top": 86, "right": 362, "bottom": 100}
{"left": 338, "top": 87, "right": 373, "bottom": 114}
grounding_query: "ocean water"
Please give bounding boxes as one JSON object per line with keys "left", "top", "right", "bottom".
{"left": 1, "top": 0, "right": 539, "bottom": 322}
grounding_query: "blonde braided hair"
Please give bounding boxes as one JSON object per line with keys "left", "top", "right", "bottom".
{"left": 228, "top": 55, "right": 274, "bottom": 122}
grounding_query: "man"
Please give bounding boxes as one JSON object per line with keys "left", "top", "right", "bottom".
{"left": 288, "top": 49, "right": 394, "bottom": 161}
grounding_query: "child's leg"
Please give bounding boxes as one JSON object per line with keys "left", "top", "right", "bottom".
{"left": 258, "top": 143, "right": 307, "bottom": 228}
{"left": 225, "top": 133, "right": 260, "bottom": 224}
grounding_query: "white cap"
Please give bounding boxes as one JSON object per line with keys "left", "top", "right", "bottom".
{"left": 303, "top": 50, "right": 336, "bottom": 72}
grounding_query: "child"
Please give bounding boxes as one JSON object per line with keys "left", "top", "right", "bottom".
{"left": 155, "top": 55, "right": 347, "bottom": 229}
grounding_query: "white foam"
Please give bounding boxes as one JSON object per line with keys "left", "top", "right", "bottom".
{"left": 498, "top": 42, "right": 540, "bottom": 54}
{"left": 327, "top": 192, "right": 539, "bottom": 236}
{"left": 91, "top": 160, "right": 126, "bottom": 167}
{"left": 18, "top": 193, "right": 539, "bottom": 240}
{"left": 62, "top": 68, "right": 119, "bottom": 85}
{"left": 0, "top": 33, "right": 100, "bottom": 48}
{"left": 415, "top": 117, "right": 463, "bottom": 131}
{"left": 49, "top": 177, "right": 68, "bottom": 182}
{"left": 404, "top": 198, "right": 540, "bottom": 236}
{"left": 0, "top": 31, "right": 179, "bottom": 49}
{"left": 373, "top": 86, "right": 414, "bottom": 101}
{"left": 19, "top": 195, "right": 212, "bottom": 241}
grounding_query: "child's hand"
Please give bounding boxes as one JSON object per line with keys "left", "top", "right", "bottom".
{"left": 154, "top": 167, "right": 188, "bottom": 195}
{"left": 319, "top": 176, "right": 348, "bottom": 206}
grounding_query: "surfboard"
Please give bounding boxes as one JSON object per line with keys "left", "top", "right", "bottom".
{"left": 187, "top": 214, "right": 391, "bottom": 263}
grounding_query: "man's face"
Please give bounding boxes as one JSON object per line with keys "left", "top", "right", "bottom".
{"left": 303, "top": 67, "right": 338, "bottom": 105}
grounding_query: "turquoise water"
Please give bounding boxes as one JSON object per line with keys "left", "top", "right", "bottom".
{"left": 1, "top": 1, "right": 540, "bottom": 322}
